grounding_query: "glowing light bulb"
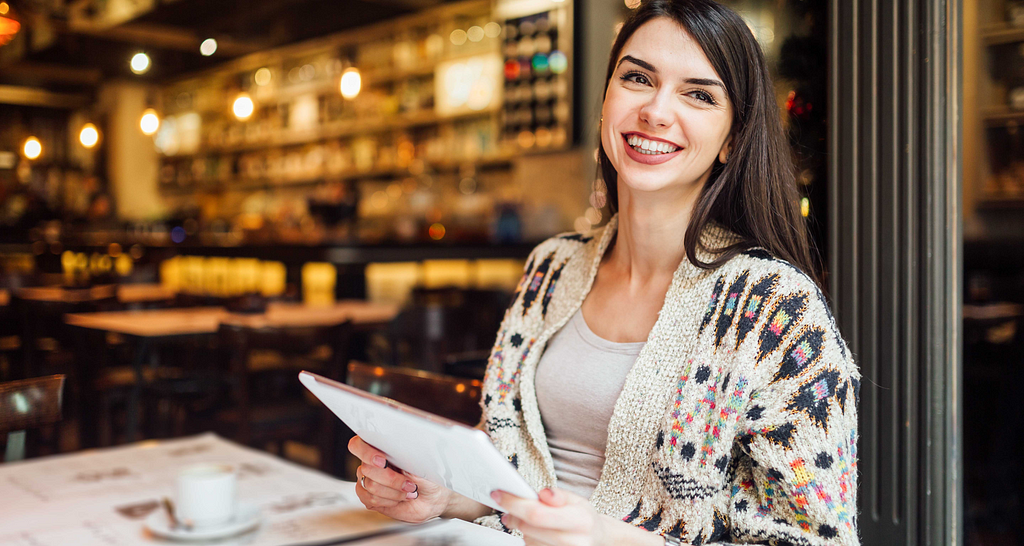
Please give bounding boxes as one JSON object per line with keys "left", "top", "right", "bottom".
{"left": 200, "top": 38, "right": 218, "bottom": 56}
{"left": 140, "top": 109, "right": 160, "bottom": 135}
{"left": 130, "top": 52, "right": 151, "bottom": 74}
{"left": 79, "top": 123, "right": 99, "bottom": 148}
{"left": 23, "top": 137, "right": 41, "bottom": 159}
{"left": 0, "top": 2, "right": 9, "bottom": 15}
{"left": 340, "top": 68, "right": 361, "bottom": 100}
{"left": 232, "top": 93, "right": 254, "bottom": 120}
{"left": 484, "top": 22, "right": 501, "bottom": 38}
{"left": 450, "top": 29, "right": 467, "bottom": 46}
{"left": 254, "top": 67, "right": 272, "bottom": 86}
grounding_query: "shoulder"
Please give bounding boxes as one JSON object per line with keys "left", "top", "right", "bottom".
{"left": 524, "top": 228, "right": 604, "bottom": 265}
{"left": 711, "top": 247, "right": 855, "bottom": 371}
{"left": 721, "top": 247, "right": 818, "bottom": 292}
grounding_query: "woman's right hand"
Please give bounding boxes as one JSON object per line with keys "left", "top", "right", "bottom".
{"left": 348, "top": 436, "right": 454, "bottom": 524}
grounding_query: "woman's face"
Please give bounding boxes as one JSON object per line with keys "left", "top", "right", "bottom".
{"left": 601, "top": 17, "right": 734, "bottom": 200}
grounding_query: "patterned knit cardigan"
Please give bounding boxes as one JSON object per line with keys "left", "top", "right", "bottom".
{"left": 474, "top": 216, "right": 860, "bottom": 545}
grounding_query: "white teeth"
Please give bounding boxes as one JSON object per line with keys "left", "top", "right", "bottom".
{"left": 625, "top": 135, "right": 679, "bottom": 155}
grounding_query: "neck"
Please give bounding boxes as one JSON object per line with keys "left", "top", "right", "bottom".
{"left": 608, "top": 180, "right": 704, "bottom": 281}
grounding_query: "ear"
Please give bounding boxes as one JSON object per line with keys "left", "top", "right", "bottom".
{"left": 718, "top": 135, "right": 733, "bottom": 164}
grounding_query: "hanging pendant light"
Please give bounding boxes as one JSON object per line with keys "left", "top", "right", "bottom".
{"left": 0, "top": 4, "right": 20, "bottom": 47}
{"left": 79, "top": 123, "right": 100, "bottom": 148}
{"left": 140, "top": 109, "right": 160, "bottom": 135}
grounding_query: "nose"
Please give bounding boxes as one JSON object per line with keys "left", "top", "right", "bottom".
{"left": 638, "top": 89, "right": 672, "bottom": 128}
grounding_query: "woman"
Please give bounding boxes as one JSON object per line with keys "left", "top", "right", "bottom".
{"left": 349, "top": 1, "right": 860, "bottom": 544}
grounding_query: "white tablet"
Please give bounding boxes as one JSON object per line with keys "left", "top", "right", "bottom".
{"left": 298, "top": 371, "right": 536, "bottom": 511}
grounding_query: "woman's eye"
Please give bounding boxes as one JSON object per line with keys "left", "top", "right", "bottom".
{"left": 621, "top": 72, "right": 650, "bottom": 86}
{"left": 690, "top": 90, "right": 716, "bottom": 105}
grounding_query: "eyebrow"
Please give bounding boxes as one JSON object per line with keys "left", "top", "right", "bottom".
{"left": 618, "top": 55, "right": 727, "bottom": 92}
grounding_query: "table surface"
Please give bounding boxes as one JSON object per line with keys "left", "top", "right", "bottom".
{"left": 0, "top": 433, "right": 520, "bottom": 546}
{"left": 64, "top": 301, "right": 400, "bottom": 337}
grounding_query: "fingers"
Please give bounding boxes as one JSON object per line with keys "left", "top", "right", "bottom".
{"left": 358, "top": 464, "right": 418, "bottom": 502}
{"left": 355, "top": 472, "right": 401, "bottom": 509}
{"left": 491, "top": 491, "right": 568, "bottom": 531}
{"left": 538, "top": 488, "right": 571, "bottom": 507}
{"left": 348, "top": 436, "right": 389, "bottom": 468}
{"left": 502, "top": 514, "right": 567, "bottom": 545}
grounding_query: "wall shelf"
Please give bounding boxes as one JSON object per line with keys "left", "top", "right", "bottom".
{"left": 161, "top": 107, "right": 500, "bottom": 159}
{"left": 981, "top": 24, "right": 1024, "bottom": 45}
{"left": 158, "top": 153, "right": 518, "bottom": 193}
{"left": 981, "top": 106, "right": 1024, "bottom": 127}
{"left": 977, "top": 198, "right": 1024, "bottom": 210}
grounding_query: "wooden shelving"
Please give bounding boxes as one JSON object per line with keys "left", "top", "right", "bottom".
{"left": 977, "top": 197, "right": 1024, "bottom": 210}
{"left": 161, "top": 106, "right": 500, "bottom": 158}
{"left": 158, "top": 154, "right": 517, "bottom": 193}
{"left": 981, "top": 24, "right": 1024, "bottom": 45}
{"left": 981, "top": 106, "right": 1024, "bottom": 127}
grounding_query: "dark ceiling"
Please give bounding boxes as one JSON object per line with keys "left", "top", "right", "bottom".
{"left": 0, "top": 0, "right": 455, "bottom": 94}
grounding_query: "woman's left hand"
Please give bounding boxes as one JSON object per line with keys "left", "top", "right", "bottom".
{"left": 492, "top": 488, "right": 663, "bottom": 546}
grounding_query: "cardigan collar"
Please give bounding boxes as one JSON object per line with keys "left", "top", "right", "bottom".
{"left": 520, "top": 215, "right": 742, "bottom": 510}
{"left": 537, "top": 213, "right": 743, "bottom": 356}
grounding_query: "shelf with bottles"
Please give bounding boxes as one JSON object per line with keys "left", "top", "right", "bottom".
{"left": 157, "top": 114, "right": 523, "bottom": 190}
{"left": 158, "top": 106, "right": 501, "bottom": 158}
{"left": 157, "top": 153, "right": 518, "bottom": 194}
{"left": 498, "top": 7, "right": 574, "bottom": 152}
{"left": 155, "top": 1, "right": 516, "bottom": 158}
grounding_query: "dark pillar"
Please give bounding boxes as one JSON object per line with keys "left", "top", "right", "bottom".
{"left": 829, "top": 0, "right": 962, "bottom": 544}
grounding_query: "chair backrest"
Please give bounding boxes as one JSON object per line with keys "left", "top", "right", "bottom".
{"left": 346, "top": 361, "right": 482, "bottom": 426}
{"left": 386, "top": 288, "right": 508, "bottom": 374}
{"left": 0, "top": 375, "right": 65, "bottom": 435}
{"left": 216, "top": 321, "right": 352, "bottom": 444}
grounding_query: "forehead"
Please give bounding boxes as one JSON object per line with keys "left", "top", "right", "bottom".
{"left": 618, "top": 17, "right": 719, "bottom": 79}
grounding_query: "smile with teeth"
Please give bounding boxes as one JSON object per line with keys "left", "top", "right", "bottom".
{"left": 625, "top": 134, "right": 681, "bottom": 155}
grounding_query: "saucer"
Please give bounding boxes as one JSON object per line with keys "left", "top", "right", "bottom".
{"left": 145, "top": 502, "right": 261, "bottom": 541}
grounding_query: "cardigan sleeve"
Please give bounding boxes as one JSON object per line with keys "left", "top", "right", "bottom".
{"left": 710, "top": 288, "right": 860, "bottom": 546}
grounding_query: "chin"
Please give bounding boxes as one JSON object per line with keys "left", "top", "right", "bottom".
{"left": 617, "top": 171, "right": 677, "bottom": 194}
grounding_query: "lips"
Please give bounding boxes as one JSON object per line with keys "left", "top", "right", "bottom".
{"left": 621, "top": 133, "right": 682, "bottom": 165}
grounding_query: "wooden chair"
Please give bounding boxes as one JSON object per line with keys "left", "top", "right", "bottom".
{"left": 1, "top": 375, "right": 65, "bottom": 462}
{"left": 383, "top": 287, "right": 507, "bottom": 374}
{"left": 212, "top": 321, "right": 353, "bottom": 475}
{"left": 346, "top": 361, "right": 483, "bottom": 426}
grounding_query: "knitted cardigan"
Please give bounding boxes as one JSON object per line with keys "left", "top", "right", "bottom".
{"left": 474, "top": 216, "right": 860, "bottom": 545}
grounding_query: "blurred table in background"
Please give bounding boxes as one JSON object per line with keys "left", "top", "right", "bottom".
{"left": 66, "top": 301, "right": 400, "bottom": 337}
{"left": 65, "top": 301, "right": 400, "bottom": 446}
{"left": 0, "top": 432, "right": 519, "bottom": 546}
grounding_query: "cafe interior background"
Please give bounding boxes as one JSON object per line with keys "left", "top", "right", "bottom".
{"left": 0, "top": 0, "right": 1018, "bottom": 544}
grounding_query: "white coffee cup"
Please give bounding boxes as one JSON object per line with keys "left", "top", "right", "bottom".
{"left": 175, "top": 463, "right": 237, "bottom": 528}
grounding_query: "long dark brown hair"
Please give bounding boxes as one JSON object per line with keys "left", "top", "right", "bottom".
{"left": 598, "top": 0, "right": 819, "bottom": 285}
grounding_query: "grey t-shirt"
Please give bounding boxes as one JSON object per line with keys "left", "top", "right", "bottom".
{"left": 534, "top": 308, "right": 646, "bottom": 500}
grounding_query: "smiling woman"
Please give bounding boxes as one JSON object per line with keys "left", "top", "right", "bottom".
{"left": 598, "top": 3, "right": 815, "bottom": 285}
{"left": 347, "top": 2, "right": 860, "bottom": 545}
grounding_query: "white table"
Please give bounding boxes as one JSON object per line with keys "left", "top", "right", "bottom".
{"left": 0, "top": 433, "right": 519, "bottom": 546}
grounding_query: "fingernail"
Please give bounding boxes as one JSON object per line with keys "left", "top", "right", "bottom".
{"left": 402, "top": 481, "right": 416, "bottom": 492}
{"left": 500, "top": 514, "right": 508, "bottom": 525}
{"left": 406, "top": 491, "right": 418, "bottom": 500}
{"left": 490, "top": 491, "right": 501, "bottom": 502}
{"left": 373, "top": 456, "right": 386, "bottom": 468}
